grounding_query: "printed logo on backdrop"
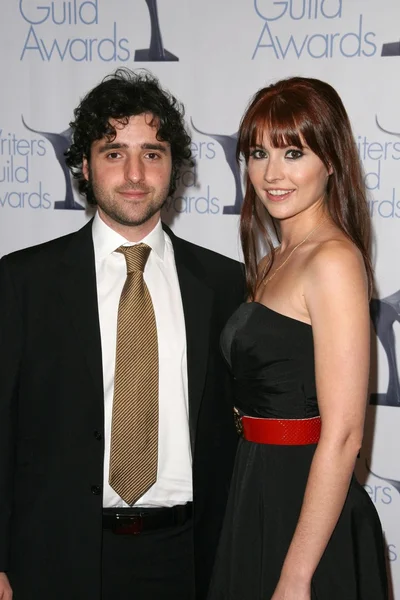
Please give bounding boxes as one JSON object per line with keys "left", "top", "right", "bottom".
{"left": 252, "top": 0, "right": 378, "bottom": 60}
{"left": 134, "top": 0, "right": 178, "bottom": 62}
{"left": 370, "top": 291, "right": 400, "bottom": 408}
{"left": 191, "top": 121, "right": 242, "bottom": 214}
{"left": 0, "top": 123, "right": 51, "bottom": 209}
{"left": 22, "top": 119, "right": 84, "bottom": 210}
{"left": 361, "top": 117, "right": 400, "bottom": 220}
{"left": 367, "top": 289, "right": 400, "bottom": 563}
{"left": 0, "top": 118, "right": 84, "bottom": 210}
{"left": 364, "top": 464, "right": 398, "bottom": 562}
{"left": 163, "top": 120, "right": 244, "bottom": 216}
{"left": 18, "top": 0, "right": 178, "bottom": 62}
{"left": 382, "top": 38, "right": 400, "bottom": 57}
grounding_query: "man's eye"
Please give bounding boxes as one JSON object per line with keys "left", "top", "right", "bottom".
{"left": 146, "top": 152, "right": 160, "bottom": 160}
{"left": 106, "top": 152, "right": 121, "bottom": 159}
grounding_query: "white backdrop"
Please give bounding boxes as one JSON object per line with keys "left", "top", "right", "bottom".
{"left": 1, "top": 0, "right": 399, "bottom": 595}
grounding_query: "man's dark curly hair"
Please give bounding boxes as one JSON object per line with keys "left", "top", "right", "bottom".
{"left": 65, "top": 68, "right": 192, "bottom": 205}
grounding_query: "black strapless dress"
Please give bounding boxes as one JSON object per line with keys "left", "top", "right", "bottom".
{"left": 208, "top": 302, "right": 388, "bottom": 600}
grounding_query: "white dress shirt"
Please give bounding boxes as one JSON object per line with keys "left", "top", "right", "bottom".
{"left": 92, "top": 212, "right": 192, "bottom": 507}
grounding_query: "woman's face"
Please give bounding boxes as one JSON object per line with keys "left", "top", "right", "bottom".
{"left": 247, "top": 132, "right": 331, "bottom": 222}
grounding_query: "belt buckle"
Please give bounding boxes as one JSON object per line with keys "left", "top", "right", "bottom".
{"left": 233, "top": 407, "right": 243, "bottom": 437}
{"left": 113, "top": 514, "right": 143, "bottom": 535}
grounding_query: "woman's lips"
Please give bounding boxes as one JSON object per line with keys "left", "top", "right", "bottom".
{"left": 265, "top": 189, "right": 295, "bottom": 201}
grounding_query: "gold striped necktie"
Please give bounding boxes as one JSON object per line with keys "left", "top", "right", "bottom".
{"left": 109, "top": 243, "right": 159, "bottom": 505}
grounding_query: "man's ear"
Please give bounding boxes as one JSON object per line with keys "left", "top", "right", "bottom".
{"left": 82, "top": 157, "right": 89, "bottom": 181}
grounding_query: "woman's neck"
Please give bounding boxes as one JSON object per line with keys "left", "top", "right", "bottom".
{"left": 278, "top": 206, "right": 327, "bottom": 252}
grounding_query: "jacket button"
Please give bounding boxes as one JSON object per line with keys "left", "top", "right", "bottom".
{"left": 91, "top": 485, "right": 102, "bottom": 495}
{"left": 93, "top": 430, "right": 102, "bottom": 440}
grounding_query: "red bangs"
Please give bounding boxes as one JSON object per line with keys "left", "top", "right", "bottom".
{"left": 238, "top": 94, "right": 310, "bottom": 159}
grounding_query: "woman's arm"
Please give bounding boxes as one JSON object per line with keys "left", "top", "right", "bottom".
{"left": 271, "top": 240, "right": 370, "bottom": 600}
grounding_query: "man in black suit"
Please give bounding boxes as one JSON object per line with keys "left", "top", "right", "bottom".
{"left": 0, "top": 69, "right": 244, "bottom": 600}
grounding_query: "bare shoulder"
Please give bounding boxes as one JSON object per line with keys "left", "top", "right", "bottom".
{"left": 302, "top": 236, "right": 370, "bottom": 338}
{"left": 302, "top": 235, "right": 369, "bottom": 324}
{"left": 306, "top": 237, "right": 367, "bottom": 289}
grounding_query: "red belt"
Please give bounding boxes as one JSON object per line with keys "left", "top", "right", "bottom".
{"left": 234, "top": 409, "right": 321, "bottom": 445}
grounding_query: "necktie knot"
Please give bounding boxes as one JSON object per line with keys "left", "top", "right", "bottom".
{"left": 117, "top": 243, "right": 151, "bottom": 274}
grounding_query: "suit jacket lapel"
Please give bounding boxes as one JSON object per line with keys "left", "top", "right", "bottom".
{"left": 57, "top": 219, "right": 103, "bottom": 400}
{"left": 165, "top": 226, "right": 213, "bottom": 448}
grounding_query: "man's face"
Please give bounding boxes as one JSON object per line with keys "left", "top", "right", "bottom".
{"left": 83, "top": 113, "right": 172, "bottom": 238}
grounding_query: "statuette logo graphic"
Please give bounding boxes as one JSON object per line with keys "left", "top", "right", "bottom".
{"left": 370, "top": 290, "right": 400, "bottom": 407}
{"left": 135, "top": 0, "right": 178, "bottom": 62}
{"left": 382, "top": 39, "right": 400, "bottom": 56}
{"left": 190, "top": 119, "right": 243, "bottom": 215}
{"left": 366, "top": 461, "right": 400, "bottom": 497}
{"left": 375, "top": 116, "right": 400, "bottom": 138}
{"left": 22, "top": 117, "right": 83, "bottom": 210}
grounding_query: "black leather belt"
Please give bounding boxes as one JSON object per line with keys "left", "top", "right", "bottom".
{"left": 102, "top": 503, "right": 193, "bottom": 535}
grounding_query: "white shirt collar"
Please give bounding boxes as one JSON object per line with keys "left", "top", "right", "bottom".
{"left": 92, "top": 211, "right": 165, "bottom": 262}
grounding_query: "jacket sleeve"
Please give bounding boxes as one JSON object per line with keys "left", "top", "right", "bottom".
{"left": 0, "top": 256, "right": 23, "bottom": 571}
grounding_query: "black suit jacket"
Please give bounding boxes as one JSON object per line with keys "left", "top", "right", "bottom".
{"left": 0, "top": 220, "right": 245, "bottom": 599}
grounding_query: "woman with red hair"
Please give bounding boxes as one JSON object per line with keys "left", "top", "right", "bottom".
{"left": 208, "top": 78, "right": 388, "bottom": 600}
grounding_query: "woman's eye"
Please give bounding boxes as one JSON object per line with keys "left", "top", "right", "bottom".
{"left": 286, "top": 149, "right": 303, "bottom": 159}
{"left": 250, "top": 148, "right": 266, "bottom": 159}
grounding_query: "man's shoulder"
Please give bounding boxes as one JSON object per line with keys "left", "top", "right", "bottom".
{"left": 165, "top": 227, "right": 246, "bottom": 308}
{"left": 182, "top": 238, "right": 240, "bottom": 268}
{"left": 165, "top": 225, "right": 242, "bottom": 275}
{"left": 4, "top": 232, "right": 74, "bottom": 262}
{"left": 1, "top": 221, "right": 92, "bottom": 272}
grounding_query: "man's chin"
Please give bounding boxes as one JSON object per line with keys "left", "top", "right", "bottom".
{"left": 116, "top": 216, "right": 159, "bottom": 228}
{"left": 99, "top": 207, "right": 162, "bottom": 229}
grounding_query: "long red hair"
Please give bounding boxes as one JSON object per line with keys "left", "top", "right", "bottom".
{"left": 237, "top": 77, "right": 372, "bottom": 299}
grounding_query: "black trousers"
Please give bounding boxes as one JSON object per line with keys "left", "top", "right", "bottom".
{"left": 101, "top": 519, "right": 195, "bottom": 600}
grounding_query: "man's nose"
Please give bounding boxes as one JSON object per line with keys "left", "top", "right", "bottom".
{"left": 125, "top": 155, "right": 144, "bottom": 183}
